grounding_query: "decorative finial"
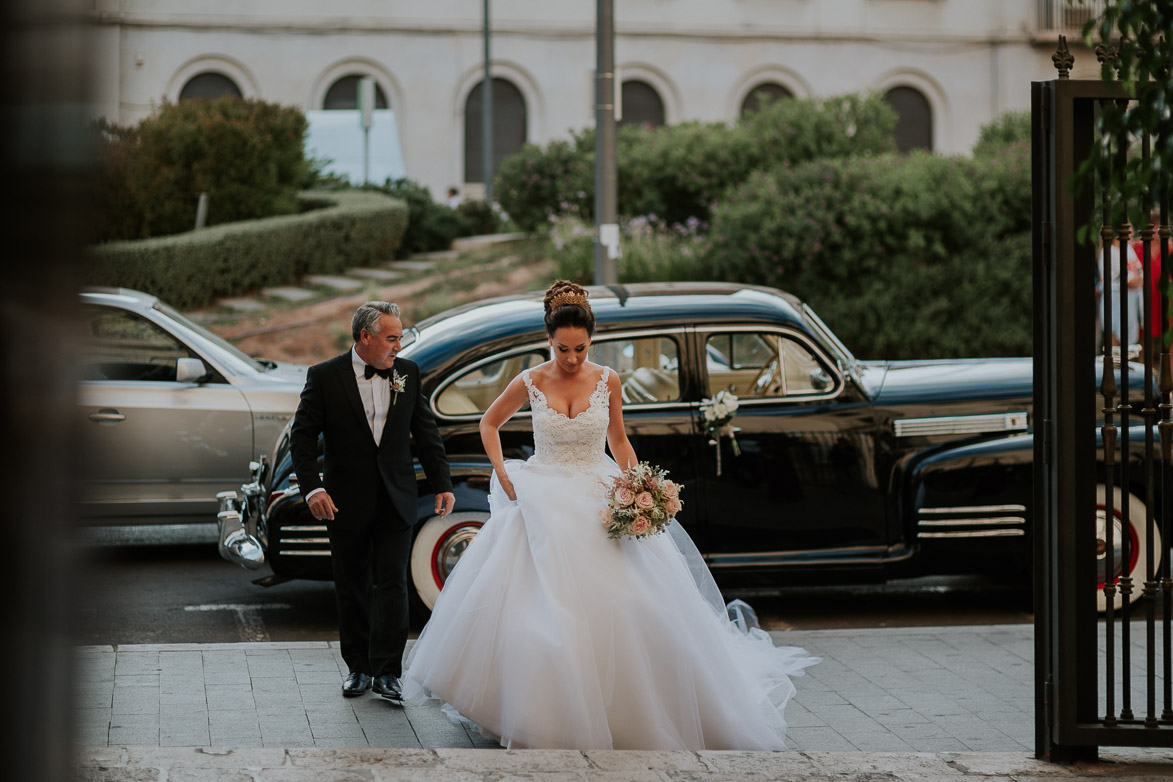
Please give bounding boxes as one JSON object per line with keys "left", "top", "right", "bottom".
{"left": 1094, "top": 42, "right": 1119, "bottom": 77}
{"left": 1053, "top": 35, "right": 1074, "bottom": 79}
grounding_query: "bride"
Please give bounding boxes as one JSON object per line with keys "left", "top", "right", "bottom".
{"left": 401, "top": 280, "right": 819, "bottom": 750}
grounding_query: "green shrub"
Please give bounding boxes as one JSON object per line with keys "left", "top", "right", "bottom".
{"left": 493, "top": 131, "right": 596, "bottom": 231}
{"left": 376, "top": 178, "right": 468, "bottom": 256}
{"left": 551, "top": 215, "right": 711, "bottom": 284}
{"left": 704, "top": 145, "right": 1032, "bottom": 358}
{"left": 86, "top": 190, "right": 407, "bottom": 309}
{"left": 94, "top": 97, "right": 310, "bottom": 242}
{"left": 973, "top": 110, "right": 1030, "bottom": 157}
{"left": 495, "top": 92, "right": 897, "bottom": 230}
{"left": 456, "top": 198, "right": 501, "bottom": 235}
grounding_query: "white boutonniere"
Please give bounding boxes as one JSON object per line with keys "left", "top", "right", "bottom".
{"left": 391, "top": 369, "right": 407, "bottom": 405}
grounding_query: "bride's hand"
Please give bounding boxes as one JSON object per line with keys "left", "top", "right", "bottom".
{"left": 500, "top": 478, "right": 517, "bottom": 501}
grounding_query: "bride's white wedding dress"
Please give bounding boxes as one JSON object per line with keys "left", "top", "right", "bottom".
{"left": 402, "top": 367, "right": 819, "bottom": 750}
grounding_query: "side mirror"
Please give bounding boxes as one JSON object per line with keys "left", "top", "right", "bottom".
{"left": 176, "top": 357, "right": 209, "bottom": 384}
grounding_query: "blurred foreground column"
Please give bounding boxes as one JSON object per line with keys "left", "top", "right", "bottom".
{"left": 0, "top": 1, "right": 90, "bottom": 780}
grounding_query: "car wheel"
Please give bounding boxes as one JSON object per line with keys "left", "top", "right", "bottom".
{"left": 1096, "top": 484, "right": 1162, "bottom": 613}
{"left": 410, "top": 511, "right": 488, "bottom": 612}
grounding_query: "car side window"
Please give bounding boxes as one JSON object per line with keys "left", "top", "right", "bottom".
{"left": 81, "top": 306, "right": 196, "bottom": 382}
{"left": 591, "top": 337, "right": 681, "bottom": 404}
{"left": 435, "top": 350, "right": 546, "bottom": 416}
{"left": 705, "top": 332, "right": 834, "bottom": 398}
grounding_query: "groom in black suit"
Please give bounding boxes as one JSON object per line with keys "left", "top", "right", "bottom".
{"left": 290, "top": 302, "right": 454, "bottom": 703}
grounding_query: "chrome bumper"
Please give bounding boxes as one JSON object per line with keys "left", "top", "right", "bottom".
{"left": 217, "top": 460, "right": 267, "bottom": 570}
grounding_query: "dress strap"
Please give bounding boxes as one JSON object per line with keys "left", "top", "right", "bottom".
{"left": 599, "top": 366, "right": 610, "bottom": 385}
{"left": 521, "top": 369, "right": 544, "bottom": 407}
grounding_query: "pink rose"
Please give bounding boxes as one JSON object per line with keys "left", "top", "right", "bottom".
{"left": 599, "top": 509, "right": 611, "bottom": 526}
{"left": 631, "top": 517, "right": 651, "bottom": 536}
{"left": 662, "top": 481, "right": 679, "bottom": 499}
{"left": 635, "top": 491, "right": 655, "bottom": 511}
{"left": 665, "top": 498, "right": 681, "bottom": 516}
{"left": 614, "top": 486, "right": 635, "bottom": 507}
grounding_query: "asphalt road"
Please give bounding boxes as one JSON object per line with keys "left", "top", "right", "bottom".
{"left": 72, "top": 524, "right": 1036, "bottom": 646}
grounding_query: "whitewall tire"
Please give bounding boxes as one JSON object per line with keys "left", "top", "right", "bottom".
{"left": 1096, "top": 484, "right": 1161, "bottom": 613}
{"left": 410, "top": 511, "right": 488, "bottom": 611}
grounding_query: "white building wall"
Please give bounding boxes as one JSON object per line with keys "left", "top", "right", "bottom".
{"left": 90, "top": 0, "right": 1080, "bottom": 200}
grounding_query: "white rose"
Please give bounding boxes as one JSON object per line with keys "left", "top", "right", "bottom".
{"left": 712, "top": 402, "right": 728, "bottom": 419}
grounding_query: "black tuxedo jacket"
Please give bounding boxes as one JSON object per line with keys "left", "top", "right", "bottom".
{"left": 290, "top": 352, "right": 452, "bottom": 531}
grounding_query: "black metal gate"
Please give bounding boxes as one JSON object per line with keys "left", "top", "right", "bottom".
{"left": 1033, "top": 43, "right": 1173, "bottom": 761}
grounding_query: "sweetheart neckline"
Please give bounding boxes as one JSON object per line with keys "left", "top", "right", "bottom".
{"left": 525, "top": 368, "right": 609, "bottom": 421}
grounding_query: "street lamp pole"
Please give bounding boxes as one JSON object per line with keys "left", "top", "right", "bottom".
{"left": 594, "top": 0, "right": 618, "bottom": 285}
{"left": 482, "top": 0, "right": 493, "bottom": 203}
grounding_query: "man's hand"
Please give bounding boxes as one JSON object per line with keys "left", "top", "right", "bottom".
{"left": 435, "top": 491, "right": 456, "bottom": 517}
{"left": 307, "top": 491, "right": 339, "bottom": 521}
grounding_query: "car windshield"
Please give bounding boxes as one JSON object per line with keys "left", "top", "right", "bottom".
{"left": 801, "top": 304, "right": 857, "bottom": 373}
{"left": 153, "top": 302, "right": 268, "bottom": 373}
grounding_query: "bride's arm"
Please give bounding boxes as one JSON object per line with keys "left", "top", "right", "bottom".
{"left": 605, "top": 371, "right": 637, "bottom": 470}
{"left": 479, "top": 374, "right": 529, "bottom": 500}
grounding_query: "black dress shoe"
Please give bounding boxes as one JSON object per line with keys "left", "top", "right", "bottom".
{"left": 373, "top": 674, "right": 403, "bottom": 705}
{"left": 342, "top": 672, "right": 372, "bottom": 697}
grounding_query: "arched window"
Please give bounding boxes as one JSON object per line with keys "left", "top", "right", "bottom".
{"left": 179, "top": 72, "right": 243, "bottom": 101}
{"left": 739, "top": 82, "right": 794, "bottom": 116}
{"left": 464, "top": 77, "right": 527, "bottom": 184}
{"left": 620, "top": 80, "right": 665, "bottom": 128}
{"left": 322, "top": 74, "right": 389, "bottom": 110}
{"left": 884, "top": 86, "right": 933, "bottom": 153}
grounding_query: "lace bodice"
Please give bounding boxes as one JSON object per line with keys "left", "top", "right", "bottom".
{"left": 522, "top": 367, "right": 611, "bottom": 472}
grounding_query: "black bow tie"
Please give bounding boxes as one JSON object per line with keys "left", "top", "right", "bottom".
{"left": 364, "top": 364, "right": 391, "bottom": 380}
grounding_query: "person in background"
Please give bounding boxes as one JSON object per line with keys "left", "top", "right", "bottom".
{"left": 1131, "top": 210, "right": 1173, "bottom": 368}
{"left": 446, "top": 187, "right": 462, "bottom": 209}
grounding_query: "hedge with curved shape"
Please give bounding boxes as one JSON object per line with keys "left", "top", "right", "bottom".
{"left": 86, "top": 190, "right": 407, "bottom": 309}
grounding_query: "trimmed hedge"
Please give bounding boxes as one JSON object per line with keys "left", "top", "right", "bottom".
{"left": 494, "top": 92, "right": 897, "bottom": 230}
{"left": 704, "top": 145, "right": 1032, "bottom": 358}
{"left": 95, "top": 97, "right": 310, "bottom": 242}
{"left": 86, "top": 190, "right": 407, "bottom": 310}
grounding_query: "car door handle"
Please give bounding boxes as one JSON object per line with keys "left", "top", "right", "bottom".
{"left": 88, "top": 409, "right": 126, "bottom": 424}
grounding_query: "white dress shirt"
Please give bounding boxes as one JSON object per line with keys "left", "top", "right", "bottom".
{"left": 351, "top": 346, "right": 391, "bottom": 446}
{"left": 305, "top": 347, "right": 392, "bottom": 504}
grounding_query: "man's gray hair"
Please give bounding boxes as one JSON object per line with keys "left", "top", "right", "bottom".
{"left": 351, "top": 301, "right": 401, "bottom": 342}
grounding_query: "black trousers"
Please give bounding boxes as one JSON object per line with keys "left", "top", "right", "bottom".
{"left": 326, "top": 486, "right": 413, "bottom": 678}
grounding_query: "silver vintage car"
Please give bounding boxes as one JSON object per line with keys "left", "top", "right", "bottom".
{"left": 78, "top": 288, "right": 308, "bottom": 526}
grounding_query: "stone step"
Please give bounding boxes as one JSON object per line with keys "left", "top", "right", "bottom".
{"left": 388, "top": 258, "right": 443, "bottom": 270}
{"left": 449, "top": 231, "right": 528, "bottom": 252}
{"left": 346, "top": 267, "right": 403, "bottom": 282}
{"left": 261, "top": 286, "right": 316, "bottom": 302}
{"left": 303, "top": 274, "right": 364, "bottom": 291}
{"left": 217, "top": 297, "right": 266, "bottom": 312}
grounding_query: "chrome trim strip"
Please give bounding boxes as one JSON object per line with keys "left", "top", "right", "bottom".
{"left": 282, "top": 537, "right": 331, "bottom": 544}
{"left": 917, "top": 516, "right": 1026, "bottom": 527}
{"left": 918, "top": 529, "right": 1026, "bottom": 539}
{"left": 919, "top": 504, "right": 1027, "bottom": 514}
{"left": 894, "top": 412, "right": 1029, "bottom": 437}
{"left": 278, "top": 550, "right": 331, "bottom": 556}
{"left": 282, "top": 525, "right": 328, "bottom": 531}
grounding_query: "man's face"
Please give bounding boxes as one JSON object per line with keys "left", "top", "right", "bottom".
{"left": 358, "top": 314, "right": 403, "bottom": 369}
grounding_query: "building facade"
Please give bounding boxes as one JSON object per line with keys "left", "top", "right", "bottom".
{"left": 90, "top": 0, "right": 1102, "bottom": 200}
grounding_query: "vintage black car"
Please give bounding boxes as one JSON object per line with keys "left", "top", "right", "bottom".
{"left": 217, "top": 283, "right": 1165, "bottom": 614}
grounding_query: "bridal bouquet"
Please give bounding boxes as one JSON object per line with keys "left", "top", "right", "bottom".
{"left": 600, "top": 461, "right": 683, "bottom": 540}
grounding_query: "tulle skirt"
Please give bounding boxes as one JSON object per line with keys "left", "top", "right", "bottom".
{"left": 401, "top": 455, "right": 820, "bottom": 750}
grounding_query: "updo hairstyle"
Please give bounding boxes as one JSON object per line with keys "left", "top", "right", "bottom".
{"left": 543, "top": 280, "right": 595, "bottom": 337}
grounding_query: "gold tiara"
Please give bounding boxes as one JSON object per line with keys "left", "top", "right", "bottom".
{"left": 548, "top": 291, "right": 590, "bottom": 311}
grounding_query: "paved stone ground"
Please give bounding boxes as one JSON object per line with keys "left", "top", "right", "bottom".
{"left": 74, "top": 746, "right": 1173, "bottom": 781}
{"left": 72, "top": 623, "right": 1173, "bottom": 780}
{"left": 72, "top": 624, "right": 1167, "bottom": 755}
